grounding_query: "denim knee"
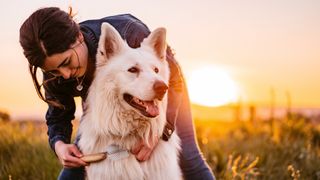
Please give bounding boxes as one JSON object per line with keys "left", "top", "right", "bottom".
{"left": 58, "top": 166, "right": 85, "bottom": 180}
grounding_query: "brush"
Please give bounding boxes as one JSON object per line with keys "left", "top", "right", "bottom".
{"left": 80, "top": 144, "right": 130, "bottom": 163}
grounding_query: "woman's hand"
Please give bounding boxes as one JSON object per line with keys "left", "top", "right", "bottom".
{"left": 54, "top": 141, "right": 88, "bottom": 168}
{"left": 131, "top": 135, "right": 159, "bottom": 162}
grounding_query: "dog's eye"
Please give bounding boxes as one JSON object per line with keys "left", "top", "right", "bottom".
{"left": 128, "top": 67, "right": 139, "bottom": 73}
{"left": 154, "top": 67, "right": 159, "bottom": 73}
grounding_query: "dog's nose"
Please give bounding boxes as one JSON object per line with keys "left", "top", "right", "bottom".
{"left": 153, "top": 81, "right": 168, "bottom": 100}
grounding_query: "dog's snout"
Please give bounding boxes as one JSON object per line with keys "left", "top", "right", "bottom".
{"left": 154, "top": 81, "right": 168, "bottom": 92}
{"left": 153, "top": 81, "right": 168, "bottom": 100}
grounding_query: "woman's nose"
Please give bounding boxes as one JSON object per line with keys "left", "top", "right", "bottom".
{"left": 59, "top": 67, "right": 72, "bottom": 79}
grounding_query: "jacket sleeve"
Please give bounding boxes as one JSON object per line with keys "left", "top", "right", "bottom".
{"left": 43, "top": 74, "right": 76, "bottom": 152}
{"left": 122, "top": 15, "right": 150, "bottom": 48}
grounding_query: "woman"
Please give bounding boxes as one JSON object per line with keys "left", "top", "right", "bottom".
{"left": 19, "top": 7, "right": 214, "bottom": 180}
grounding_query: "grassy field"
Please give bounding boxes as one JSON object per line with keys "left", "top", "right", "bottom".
{"left": 195, "top": 115, "right": 320, "bottom": 179}
{"left": 0, "top": 114, "right": 320, "bottom": 179}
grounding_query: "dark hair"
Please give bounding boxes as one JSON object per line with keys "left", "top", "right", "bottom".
{"left": 19, "top": 7, "right": 80, "bottom": 108}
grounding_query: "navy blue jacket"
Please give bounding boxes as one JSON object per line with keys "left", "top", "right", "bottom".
{"left": 44, "top": 14, "right": 214, "bottom": 180}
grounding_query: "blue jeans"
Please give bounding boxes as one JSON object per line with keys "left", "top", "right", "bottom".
{"left": 58, "top": 167, "right": 85, "bottom": 180}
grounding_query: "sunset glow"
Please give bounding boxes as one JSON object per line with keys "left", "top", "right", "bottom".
{"left": 1, "top": 1, "right": 320, "bottom": 120}
{"left": 187, "top": 66, "right": 238, "bottom": 107}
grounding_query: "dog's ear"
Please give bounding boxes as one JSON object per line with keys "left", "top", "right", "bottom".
{"left": 143, "top": 28, "right": 167, "bottom": 60}
{"left": 97, "top": 23, "right": 125, "bottom": 62}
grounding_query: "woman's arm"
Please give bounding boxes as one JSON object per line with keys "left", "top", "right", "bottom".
{"left": 44, "top": 74, "right": 87, "bottom": 168}
{"left": 44, "top": 78, "right": 76, "bottom": 151}
{"left": 173, "top": 68, "right": 215, "bottom": 180}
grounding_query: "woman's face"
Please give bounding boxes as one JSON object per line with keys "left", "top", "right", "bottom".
{"left": 41, "top": 36, "right": 88, "bottom": 79}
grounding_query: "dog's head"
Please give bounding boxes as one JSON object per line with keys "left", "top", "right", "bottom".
{"left": 95, "top": 23, "right": 169, "bottom": 118}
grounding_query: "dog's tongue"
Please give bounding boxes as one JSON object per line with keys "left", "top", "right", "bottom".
{"left": 145, "top": 101, "right": 159, "bottom": 117}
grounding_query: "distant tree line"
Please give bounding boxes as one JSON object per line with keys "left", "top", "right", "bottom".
{"left": 0, "top": 110, "right": 10, "bottom": 122}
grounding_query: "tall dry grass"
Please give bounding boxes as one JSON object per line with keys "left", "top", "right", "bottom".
{"left": 0, "top": 121, "right": 60, "bottom": 180}
{"left": 195, "top": 114, "right": 320, "bottom": 179}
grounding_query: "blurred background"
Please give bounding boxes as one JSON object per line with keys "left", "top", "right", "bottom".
{"left": 0, "top": 0, "right": 320, "bottom": 179}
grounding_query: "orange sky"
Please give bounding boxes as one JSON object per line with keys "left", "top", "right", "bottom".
{"left": 0, "top": 0, "right": 320, "bottom": 118}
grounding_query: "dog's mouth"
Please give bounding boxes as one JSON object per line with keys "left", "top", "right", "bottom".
{"left": 123, "top": 93, "right": 159, "bottom": 118}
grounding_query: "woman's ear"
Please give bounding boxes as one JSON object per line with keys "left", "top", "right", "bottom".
{"left": 78, "top": 32, "right": 84, "bottom": 44}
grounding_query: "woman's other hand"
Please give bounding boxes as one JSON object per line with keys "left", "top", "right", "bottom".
{"left": 55, "top": 141, "right": 88, "bottom": 168}
{"left": 131, "top": 135, "right": 159, "bottom": 162}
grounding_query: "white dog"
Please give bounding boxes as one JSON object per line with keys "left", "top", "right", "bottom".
{"left": 78, "top": 22, "right": 182, "bottom": 180}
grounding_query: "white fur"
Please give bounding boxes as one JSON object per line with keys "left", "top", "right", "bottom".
{"left": 78, "top": 23, "right": 182, "bottom": 180}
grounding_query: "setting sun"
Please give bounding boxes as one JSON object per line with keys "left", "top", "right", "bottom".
{"left": 187, "top": 66, "right": 238, "bottom": 107}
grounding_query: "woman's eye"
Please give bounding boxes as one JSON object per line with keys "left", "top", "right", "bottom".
{"left": 128, "top": 67, "right": 139, "bottom": 73}
{"left": 49, "top": 70, "right": 60, "bottom": 77}
{"left": 154, "top": 67, "right": 159, "bottom": 73}
{"left": 62, "top": 59, "right": 71, "bottom": 67}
